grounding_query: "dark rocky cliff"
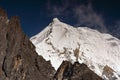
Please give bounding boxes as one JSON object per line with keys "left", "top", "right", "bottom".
{"left": 0, "top": 8, "right": 55, "bottom": 80}
{"left": 0, "top": 8, "right": 103, "bottom": 80}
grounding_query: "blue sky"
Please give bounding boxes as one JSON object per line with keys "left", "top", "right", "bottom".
{"left": 0, "top": 0, "right": 120, "bottom": 37}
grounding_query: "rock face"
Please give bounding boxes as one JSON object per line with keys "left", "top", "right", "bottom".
{"left": 53, "top": 61, "right": 103, "bottom": 80}
{"left": 0, "top": 8, "right": 55, "bottom": 80}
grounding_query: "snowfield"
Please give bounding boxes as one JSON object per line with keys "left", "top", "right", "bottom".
{"left": 31, "top": 18, "right": 120, "bottom": 80}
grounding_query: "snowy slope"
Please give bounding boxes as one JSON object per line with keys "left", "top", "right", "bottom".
{"left": 30, "top": 18, "right": 120, "bottom": 80}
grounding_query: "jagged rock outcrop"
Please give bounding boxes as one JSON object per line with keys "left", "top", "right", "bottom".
{"left": 0, "top": 8, "right": 55, "bottom": 80}
{"left": 102, "top": 65, "right": 117, "bottom": 80}
{"left": 53, "top": 61, "right": 103, "bottom": 80}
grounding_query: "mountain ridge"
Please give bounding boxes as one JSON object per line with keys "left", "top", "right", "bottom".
{"left": 31, "top": 18, "right": 120, "bottom": 80}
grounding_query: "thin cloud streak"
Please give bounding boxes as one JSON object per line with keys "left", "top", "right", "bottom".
{"left": 73, "top": 4, "right": 108, "bottom": 33}
{"left": 46, "top": 0, "right": 120, "bottom": 39}
{"left": 46, "top": 1, "right": 108, "bottom": 33}
{"left": 46, "top": 0, "right": 69, "bottom": 16}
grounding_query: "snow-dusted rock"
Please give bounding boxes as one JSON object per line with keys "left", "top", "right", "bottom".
{"left": 31, "top": 18, "right": 120, "bottom": 80}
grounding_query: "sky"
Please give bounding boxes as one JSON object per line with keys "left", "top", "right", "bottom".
{"left": 0, "top": 0, "right": 120, "bottom": 38}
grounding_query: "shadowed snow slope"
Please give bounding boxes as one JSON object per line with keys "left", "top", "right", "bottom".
{"left": 30, "top": 18, "right": 120, "bottom": 80}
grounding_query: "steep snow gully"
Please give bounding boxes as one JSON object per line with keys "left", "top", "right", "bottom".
{"left": 31, "top": 18, "right": 120, "bottom": 80}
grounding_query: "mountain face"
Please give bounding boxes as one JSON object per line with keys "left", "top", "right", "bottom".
{"left": 0, "top": 8, "right": 55, "bottom": 80}
{"left": 31, "top": 18, "right": 120, "bottom": 80}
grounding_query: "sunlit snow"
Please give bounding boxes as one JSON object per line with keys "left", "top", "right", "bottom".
{"left": 31, "top": 18, "right": 120, "bottom": 79}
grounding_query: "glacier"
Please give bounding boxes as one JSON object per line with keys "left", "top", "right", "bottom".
{"left": 30, "top": 18, "right": 120, "bottom": 80}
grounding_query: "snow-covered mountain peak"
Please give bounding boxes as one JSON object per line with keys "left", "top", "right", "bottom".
{"left": 53, "top": 18, "right": 60, "bottom": 23}
{"left": 30, "top": 18, "right": 71, "bottom": 44}
{"left": 31, "top": 18, "right": 120, "bottom": 80}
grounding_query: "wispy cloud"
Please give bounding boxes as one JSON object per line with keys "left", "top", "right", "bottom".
{"left": 73, "top": 3, "right": 108, "bottom": 33}
{"left": 46, "top": 0, "right": 69, "bottom": 16}
{"left": 46, "top": 1, "right": 108, "bottom": 32}
{"left": 45, "top": 0, "right": 120, "bottom": 39}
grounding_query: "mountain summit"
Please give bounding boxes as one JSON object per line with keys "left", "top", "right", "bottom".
{"left": 53, "top": 18, "right": 60, "bottom": 22}
{"left": 31, "top": 18, "right": 120, "bottom": 80}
